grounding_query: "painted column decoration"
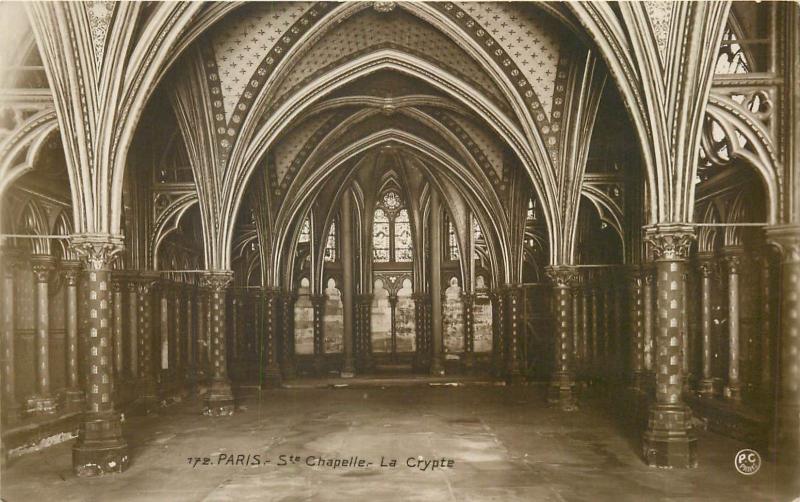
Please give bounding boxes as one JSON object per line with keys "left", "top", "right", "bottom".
{"left": 697, "top": 256, "right": 715, "bottom": 396}
{"left": 71, "top": 236, "right": 128, "bottom": 476}
{"left": 642, "top": 226, "right": 696, "bottom": 469}
{"left": 111, "top": 278, "right": 124, "bottom": 384}
{"left": 429, "top": 191, "right": 444, "bottom": 376}
{"left": 546, "top": 266, "right": 577, "bottom": 410}
{"left": 136, "top": 276, "right": 158, "bottom": 406}
{"left": 28, "top": 256, "right": 57, "bottom": 414}
{"left": 64, "top": 262, "right": 84, "bottom": 410}
{"left": 126, "top": 279, "right": 139, "bottom": 381}
{"left": 1, "top": 249, "right": 20, "bottom": 424}
{"left": 281, "top": 293, "right": 296, "bottom": 378}
{"left": 462, "top": 292, "right": 475, "bottom": 370}
{"left": 723, "top": 249, "right": 743, "bottom": 402}
{"left": 504, "top": 286, "right": 524, "bottom": 382}
{"left": 412, "top": 292, "right": 427, "bottom": 371}
{"left": 571, "top": 277, "right": 583, "bottom": 378}
{"left": 629, "top": 267, "right": 646, "bottom": 391}
{"left": 341, "top": 192, "right": 355, "bottom": 377}
{"left": 311, "top": 294, "right": 326, "bottom": 375}
{"left": 643, "top": 266, "right": 655, "bottom": 379}
{"left": 263, "top": 288, "right": 281, "bottom": 386}
{"left": 490, "top": 290, "right": 506, "bottom": 378}
{"left": 186, "top": 287, "right": 195, "bottom": 391}
{"left": 201, "top": 271, "right": 234, "bottom": 416}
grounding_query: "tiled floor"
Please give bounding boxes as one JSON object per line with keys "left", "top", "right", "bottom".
{"left": 1, "top": 385, "right": 796, "bottom": 501}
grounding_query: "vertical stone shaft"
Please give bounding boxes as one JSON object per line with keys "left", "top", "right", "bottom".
{"left": 759, "top": 253, "right": 772, "bottom": 392}
{"left": 311, "top": 294, "right": 326, "bottom": 375}
{"left": 581, "top": 284, "right": 590, "bottom": 373}
{"left": 1, "top": 250, "right": 19, "bottom": 423}
{"left": 463, "top": 292, "right": 475, "bottom": 369}
{"left": 341, "top": 193, "right": 355, "bottom": 376}
{"left": 263, "top": 289, "right": 281, "bottom": 385}
{"left": 629, "top": 268, "right": 645, "bottom": 390}
{"left": 30, "top": 257, "right": 56, "bottom": 412}
{"left": 430, "top": 190, "right": 444, "bottom": 375}
{"left": 137, "top": 279, "right": 157, "bottom": 404}
{"left": 643, "top": 267, "right": 655, "bottom": 375}
{"left": 64, "top": 263, "right": 84, "bottom": 409}
{"left": 490, "top": 291, "right": 506, "bottom": 378}
{"left": 547, "top": 266, "right": 577, "bottom": 410}
{"left": 505, "top": 286, "right": 524, "bottom": 381}
{"left": 642, "top": 227, "right": 696, "bottom": 469}
{"left": 603, "top": 280, "right": 612, "bottom": 371}
{"left": 590, "top": 283, "right": 599, "bottom": 376}
{"left": 186, "top": 288, "right": 195, "bottom": 389}
{"left": 613, "top": 279, "right": 624, "bottom": 379}
{"left": 697, "top": 257, "right": 714, "bottom": 396}
{"left": 112, "top": 279, "right": 124, "bottom": 381}
{"left": 126, "top": 280, "right": 138, "bottom": 379}
{"left": 724, "top": 250, "right": 742, "bottom": 401}
{"left": 281, "top": 293, "right": 296, "bottom": 378}
{"left": 572, "top": 280, "right": 582, "bottom": 376}
{"left": 71, "top": 238, "right": 128, "bottom": 476}
{"left": 202, "top": 271, "right": 234, "bottom": 415}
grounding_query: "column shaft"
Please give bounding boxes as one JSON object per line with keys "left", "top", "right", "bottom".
{"left": 202, "top": 272, "right": 234, "bottom": 415}
{"left": 547, "top": 266, "right": 577, "bottom": 409}
{"left": 29, "top": 257, "right": 56, "bottom": 413}
{"left": 341, "top": 193, "right": 355, "bottom": 376}
{"left": 430, "top": 191, "right": 444, "bottom": 376}
{"left": 697, "top": 257, "right": 714, "bottom": 396}
{"left": 724, "top": 250, "right": 743, "bottom": 402}
{"left": 1, "top": 250, "right": 20, "bottom": 423}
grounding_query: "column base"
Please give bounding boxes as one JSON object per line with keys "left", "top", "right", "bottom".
{"left": 341, "top": 357, "right": 355, "bottom": 378}
{"left": 548, "top": 379, "right": 578, "bottom": 411}
{"left": 506, "top": 369, "right": 526, "bottom": 385}
{"left": 313, "top": 356, "right": 326, "bottom": 376}
{"left": 642, "top": 404, "right": 697, "bottom": 468}
{"left": 281, "top": 359, "right": 297, "bottom": 380}
{"left": 462, "top": 352, "right": 475, "bottom": 372}
{"left": 72, "top": 412, "right": 129, "bottom": 476}
{"left": 697, "top": 379, "right": 715, "bottom": 397}
{"left": 26, "top": 394, "right": 58, "bottom": 415}
{"left": 64, "top": 389, "right": 85, "bottom": 412}
{"left": 203, "top": 379, "right": 234, "bottom": 416}
{"left": 724, "top": 384, "right": 742, "bottom": 402}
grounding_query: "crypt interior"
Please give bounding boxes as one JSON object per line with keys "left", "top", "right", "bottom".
{"left": 0, "top": 1, "right": 799, "bottom": 500}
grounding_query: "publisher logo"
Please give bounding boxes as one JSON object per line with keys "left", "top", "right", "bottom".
{"left": 734, "top": 449, "right": 761, "bottom": 475}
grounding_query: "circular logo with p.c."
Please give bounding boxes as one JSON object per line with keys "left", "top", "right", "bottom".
{"left": 734, "top": 449, "right": 761, "bottom": 475}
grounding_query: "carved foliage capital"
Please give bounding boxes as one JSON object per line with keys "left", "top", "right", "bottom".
{"left": 201, "top": 271, "right": 233, "bottom": 292}
{"left": 545, "top": 266, "right": 577, "bottom": 287}
{"left": 70, "top": 234, "right": 124, "bottom": 271}
{"left": 644, "top": 225, "right": 695, "bottom": 261}
{"left": 30, "top": 255, "right": 54, "bottom": 282}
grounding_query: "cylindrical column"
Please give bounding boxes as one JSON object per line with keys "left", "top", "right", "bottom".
{"left": 341, "top": 193, "right": 355, "bottom": 376}
{"left": 613, "top": 278, "right": 624, "bottom": 380}
{"left": 629, "top": 267, "right": 646, "bottom": 390}
{"left": 281, "top": 293, "right": 296, "bottom": 379}
{"left": 231, "top": 294, "right": 240, "bottom": 364}
{"left": 311, "top": 294, "right": 326, "bottom": 375}
{"left": 262, "top": 289, "right": 282, "bottom": 386}
{"left": 1, "top": 249, "right": 20, "bottom": 424}
{"left": 462, "top": 292, "right": 475, "bottom": 370}
{"left": 71, "top": 237, "right": 128, "bottom": 476}
{"left": 63, "top": 262, "right": 84, "bottom": 410}
{"left": 546, "top": 266, "right": 577, "bottom": 410}
{"left": 490, "top": 290, "right": 505, "bottom": 378}
{"left": 412, "top": 293, "right": 426, "bottom": 371}
{"left": 580, "top": 282, "right": 590, "bottom": 374}
{"left": 201, "top": 271, "right": 234, "bottom": 415}
{"left": 697, "top": 256, "right": 715, "bottom": 396}
{"left": 643, "top": 266, "right": 655, "bottom": 377}
{"left": 602, "top": 280, "right": 612, "bottom": 373}
{"left": 136, "top": 277, "right": 158, "bottom": 406}
{"left": 572, "top": 279, "right": 582, "bottom": 376}
{"left": 590, "top": 281, "right": 599, "bottom": 378}
{"left": 504, "top": 286, "right": 524, "bottom": 382}
{"left": 126, "top": 279, "right": 139, "bottom": 380}
{"left": 186, "top": 287, "right": 195, "bottom": 391}
{"left": 28, "top": 256, "right": 57, "bottom": 414}
{"left": 111, "top": 278, "right": 124, "bottom": 383}
{"left": 723, "top": 249, "right": 743, "bottom": 402}
{"left": 681, "top": 270, "right": 691, "bottom": 386}
{"left": 642, "top": 226, "right": 696, "bottom": 468}
{"left": 430, "top": 191, "right": 444, "bottom": 376}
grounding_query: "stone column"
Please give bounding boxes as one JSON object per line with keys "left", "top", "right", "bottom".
{"left": 613, "top": 278, "right": 624, "bottom": 380}
{"left": 490, "top": 290, "right": 506, "bottom": 378}
{"left": 201, "top": 271, "right": 234, "bottom": 415}
{"left": 341, "top": 193, "right": 355, "bottom": 377}
{"left": 28, "top": 255, "right": 57, "bottom": 414}
{"left": 111, "top": 278, "right": 124, "bottom": 384}
{"left": 358, "top": 294, "right": 374, "bottom": 371}
{"left": 389, "top": 295, "right": 398, "bottom": 361}
{"left": 571, "top": 278, "right": 583, "bottom": 378}
{"left": 546, "top": 266, "right": 577, "bottom": 410}
{"left": 430, "top": 191, "right": 444, "bottom": 376}
{"left": 642, "top": 225, "right": 696, "bottom": 468}
{"left": 311, "top": 294, "right": 326, "bottom": 375}
{"left": 412, "top": 292, "right": 427, "bottom": 371}
{"left": 136, "top": 275, "right": 158, "bottom": 407}
{"left": 173, "top": 283, "right": 184, "bottom": 386}
{"left": 696, "top": 255, "right": 715, "bottom": 396}
{"left": 71, "top": 236, "right": 128, "bottom": 476}
{"left": 504, "top": 285, "right": 524, "bottom": 382}
{"left": 580, "top": 281, "right": 590, "bottom": 376}
{"left": 602, "top": 279, "right": 612, "bottom": 373}
{"left": 281, "top": 293, "right": 297, "bottom": 379}
{"left": 765, "top": 225, "right": 800, "bottom": 471}
{"left": 629, "top": 267, "right": 646, "bottom": 391}
{"left": 1, "top": 248, "right": 20, "bottom": 424}
{"left": 643, "top": 266, "right": 655, "bottom": 377}
{"left": 757, "top": 251, "right": 773, "bottom": 394}
{"left": 186, "top": 287, "right": 196, "bottom": 392}
{"left": 590, "top": 281, "right": 599, "bottom": 378}
{"left": 125, "top": 279, "right": 138, "bottom": 381}
{"left": 62, "top": 262, "right": 84, "bottom": 410}
{"left": 196, "top": 285, "right": 208, "bottom": 381}
{"left": 723, "top": 248, "right": 743, "bottom": 402}
{"left": 462, "top": 292, "right": 475, "bottom": 371}
{"left": 231, "top": 294, "right": 240, "bottom": 366}
{"left": 262, "top": 288, "right": 281, "bottom": 386}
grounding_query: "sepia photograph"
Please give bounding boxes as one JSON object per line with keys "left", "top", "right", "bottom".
{"left": 0, "top": 1, "right": 798, "bottom": 500}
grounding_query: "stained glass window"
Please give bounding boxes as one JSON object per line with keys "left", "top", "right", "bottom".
{"left": 716, "top": 27, "right": 750, "bottom": 74}
{"left": 299, "top": 217, "right": 311, "bottom": 243}
{"left": 394, "top": 209, "right": 412, "bottom": 262}
{"left": 382, "top": 191, "right": 401, "bottom": 210}
{"left": 526, "top": 199, "right": 536, "bottom": 222}
{"left": 324, "top": 222, "right": 336, "bottom": 262}
{"left": 373, "top": 209, "right": 390, "bottom": 262}
{"left": 448, "top": 222, "right": 460, "bottom": 261}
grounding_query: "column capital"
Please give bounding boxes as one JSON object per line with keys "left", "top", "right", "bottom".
{"left": 722, "top": 247, "right": 745, "bottom": 274}
{"left": 545, "top": 265, "right": 578, "bottom": 287}
{"left": 30, "top": 255, "right": 55, "bottom": 282}
{"left": 70, "top": 233, "right": 124, "bottom": 270}
{"left": 644, "top": 224, "right": 695, "bottom": 261}
{"left": 696, "top": 258, "right": 715, "bottom": 278}
{"left": 201, "top": 270, "right": 233, "bottom": 291}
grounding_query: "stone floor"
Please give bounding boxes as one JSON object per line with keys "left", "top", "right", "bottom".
{"left": 1, "top": 385, "right": 796, "bottom": 501}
